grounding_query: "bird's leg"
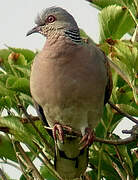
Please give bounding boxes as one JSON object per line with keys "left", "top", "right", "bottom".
{"left": 52, "top": 123, "right": 72, "bottom": 143}
{"left": 53, "top": 123, "right": 64, "bottom": 143}
{"left": 79, "top": 128, "right": 95, "bottom": 150}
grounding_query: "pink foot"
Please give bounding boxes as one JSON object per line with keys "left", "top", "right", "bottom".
{"left": 79, "top": 128, "right": 95, "bottom": 149}
{"left": 52, "top": 124, "right": 64, "bottom": 143}
{"left": 52, "top": 123, "right": 72, "bottom": 143}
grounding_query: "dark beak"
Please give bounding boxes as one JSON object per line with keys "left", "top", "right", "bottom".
{"left": 26, "top": 26, "right": 41, "bottom": 36}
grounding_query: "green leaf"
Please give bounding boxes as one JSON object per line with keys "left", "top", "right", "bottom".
{"left": 6, "top": 76, "right": 30, "bottom": 95}
{"left": 0, "top": 116, "right": 36, "bottom": 149}
{"left": 8, "top": 52, "right": 27, "bottom": 66}
{"left": 117, "top": 145, "right": 133, "bottom": 174}
{"left": 20, "top": 174, "right": 27, "bottom": 180}
{"left": 87, "top": 170, "right": 98, "bottom": 180}
{"left": 7, "top": 46, "right": 36, "bottom": 62}
{"left": 89, "top": 146, "right": 121, "bottom": 179}
{"left": 112, "top": 57, "right": 132, "bottom": 83}
{"left": 95, "top": 122, "right": 106, "bottom": 138}
{"left": 0, "top": 49, "right": 12, "bottom": 72}
{"left": 90, "top": 0, "right": 125, "bottom": 9}
{"left": 90, "top": 0, "right": 136, "bottom": 13}
{"left": 0, "top": 73, "right": 10, "bottom": 84}
{"left": 109, "top": 40, "right": 138, "bottom": 104}
{"left": 0, "top": 134, "right": 17, "bottom": 162}
{"left": 114, "top": 42, "right": 138, "bottom": 70}
{"left": 19, "top": 93, "right": 33, "bottom": 106}
{"left": 116, "top": 104, "right": 138, "bottom": 116}
{"left": 133, "top": 161, "right": 138, "bottom": 178}
{"left": 12, "top": 64, "right": 31, "bottom": 78}
{"left": 0, "top": 81, "right": 14, "bottom": 97}
{"left": 40, "top": 165, "right": 58, "bottom": 180}
{"left": 99, "top": 5, "right": 135, "bottom": 42}
{"left": 0, "top": 96, "right": 12, "bottom": 109}
{"left": 0, "top": 49, "right": 11, "bottom": 62}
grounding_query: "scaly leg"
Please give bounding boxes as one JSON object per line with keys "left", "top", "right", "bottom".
{"left": 52, "top": 123, "right": 72, "bottom": 143}
{"left": 79, "top": 128, "right": 95, "bottom": 149}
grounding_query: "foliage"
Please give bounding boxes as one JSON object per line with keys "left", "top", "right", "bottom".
{"left": 0, "top": 0, "right": 138, "bottom": 179}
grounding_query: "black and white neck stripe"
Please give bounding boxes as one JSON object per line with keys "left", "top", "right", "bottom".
{"left": 64, "top": 30, "right": 82, "bottom": 43}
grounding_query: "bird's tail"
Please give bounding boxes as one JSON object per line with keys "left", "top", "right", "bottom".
{"left": 55, "top": 135, "right": 88, "bottom": 180}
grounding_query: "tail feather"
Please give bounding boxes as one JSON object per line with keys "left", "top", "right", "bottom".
{"left": 55, "top": 135, "right": 88, "bottom": 180}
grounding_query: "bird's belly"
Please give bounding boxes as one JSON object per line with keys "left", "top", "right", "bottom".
{"left": 43, "top": 103, "right": 100, "bottom": 134}
{"left": 30, "top": 56, "right": 106, "bottom": 133}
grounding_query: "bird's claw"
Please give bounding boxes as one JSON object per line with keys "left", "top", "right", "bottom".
{"left": 79, "top": 128, "right": 95, "bottom": 150}
{"left": 52, "top": 123, "right": 72, "bottom": 143}
{"left": 53, "top": 124, "right": 64, "bottom": 143}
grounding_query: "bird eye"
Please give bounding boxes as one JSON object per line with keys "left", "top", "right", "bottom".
{"left": 46, "top": 15, "right": 56, "bottom": 23}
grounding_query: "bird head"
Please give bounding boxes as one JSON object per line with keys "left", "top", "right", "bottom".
{"left": 26, "top": 7, "right": 79, "bottom": 38}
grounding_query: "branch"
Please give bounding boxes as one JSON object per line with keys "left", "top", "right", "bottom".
{"left": 15, "top": 141, "right": 44, "bottom": 180}
{"left": 94, "top": 135, "right": 137, "bottom": 145}
{"left": 108, "top": 100, "right": 138, "bottom": 124}
{"left": 0, "top": 168, "right": 7, "bottom": 180}
{"left": 12, "top": 139, "right": 30, "bottom": 179}
{"left": 133, "top": 0, "right": 138, "bottom": 18}
{"left": 44, "top": 126, "right": 138, "bottom": 145}
{"left": 112, "top": 162, "right": 125, "bottom": 180}
{"left": 114, "top": 145, "right": 135, "bottom": 179}
{"left": 33, "top": 142, "right": 63, "bottom": 180}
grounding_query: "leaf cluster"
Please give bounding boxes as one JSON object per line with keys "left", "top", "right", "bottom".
{"left": 84, "top": 0, "right": 138, "bottom": 179}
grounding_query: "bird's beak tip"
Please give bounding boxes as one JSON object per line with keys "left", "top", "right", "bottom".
{"left": 26, "top": 26, "right": 40, "bottom": 37}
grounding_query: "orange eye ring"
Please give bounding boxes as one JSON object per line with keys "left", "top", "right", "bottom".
{"left": 46, "top": 15, "right": 56, "bottom": 23}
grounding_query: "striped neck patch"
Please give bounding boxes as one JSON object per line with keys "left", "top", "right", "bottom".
{"left": 64, "top": 30, "right": 82, "bottom": 43}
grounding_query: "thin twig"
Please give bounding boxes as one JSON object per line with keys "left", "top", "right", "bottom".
{"left": 94, "top": 136, "right": 137, "bottom": 145}
{"left": 0, "top": 168, "right": 7, "bottom": 180}
{"left": 127, "top": 6, "right": 138, "bottom": 25}
{"left": 112, "top": 162, "right": 125, "bottom": 180}
{"left": 133, "top": 0, "right": 138, "bottom": 18}
{"left": 15, "top": 95, "right": 54, "bottom": 156}
{"left": 44, "top": 126, "right": 137, "bottom": 145}
{"left": 33, "top": 141, "right": 63, "bottom": 180}
{"left": 114, "top": 145, "right": 135, "bottom": 180}
{"left": 122, "top": 130, "right": 132, "bottom": 134}
{"left": 27, "top": 142, "right": 62, "bottom": 180}
{"left": 97, "top": 145, "right": 103, "bottom": 180}
{"left": 15, "top": 141, "right": 44, "bottom": 180}
{"left": 108, "top": 100, "right": 138, "bottom": 124}
{"left": 12, "top": 140, "right": 30, "bottom": 179}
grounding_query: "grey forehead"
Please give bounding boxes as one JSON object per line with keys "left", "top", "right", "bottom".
{"left": 35, "top": 7, "right": 76, "bottom": 26}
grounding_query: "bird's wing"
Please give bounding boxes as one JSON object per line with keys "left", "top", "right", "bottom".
{"left": 33, "top": 99, "right": 53, "bottom": 136}
{"left": 103, "top": 53, "right": 113, "bottom": 105}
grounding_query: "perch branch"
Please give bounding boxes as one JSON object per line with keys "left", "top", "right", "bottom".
{"left": 44, "top": 126, "right": 138, "bottom": 145}
{"left": 108, "top": 100, "right": 138, "bottom": 124}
